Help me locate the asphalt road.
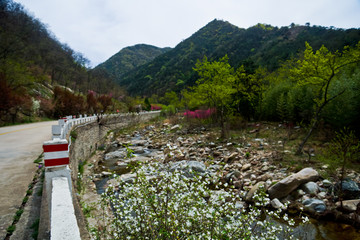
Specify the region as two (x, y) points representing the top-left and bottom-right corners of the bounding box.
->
(0, 121), (57, 239)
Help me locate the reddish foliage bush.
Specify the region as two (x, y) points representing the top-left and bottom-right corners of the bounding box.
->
(151, 104), (162, 111)
(53, 86), (85, 117)
(184, 108), (216, 119)
(98, 94), (112, 112)
(39, 97), (54, 117)
(0, 78), (32, 123)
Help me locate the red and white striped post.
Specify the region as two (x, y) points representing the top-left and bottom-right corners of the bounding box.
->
(43, 139), (69, 167)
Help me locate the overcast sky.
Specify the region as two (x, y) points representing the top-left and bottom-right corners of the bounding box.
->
(15, 0), (360, 67)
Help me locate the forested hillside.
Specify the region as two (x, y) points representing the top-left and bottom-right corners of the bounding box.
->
(95, 44), (171, 80)
(1, 0), (360, 137)
(116, 19), (360, 96)
(0, 0), (125, 124)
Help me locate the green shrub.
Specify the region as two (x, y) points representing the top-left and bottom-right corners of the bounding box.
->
(30, 219), (40, 239)
(70, 130), (78, 141)
(13, 209), (23, 221)
(6, 225), (15, 234)
(161, 104), (176, 117)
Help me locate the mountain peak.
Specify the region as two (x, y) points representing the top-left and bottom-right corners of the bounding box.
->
(95, 44), (171, 78)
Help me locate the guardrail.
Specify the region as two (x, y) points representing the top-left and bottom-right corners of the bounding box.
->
(41, 111), (161, 239)
(42, 114), (98, 239)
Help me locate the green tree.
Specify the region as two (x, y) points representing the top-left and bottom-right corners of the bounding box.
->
(161, 91), (179, 107)
(327, 128), (360, 207)
(191, 56), (236, 138)
(291, 42), (360, 155)
(144, 97), (151, 111)
(232, 66), (263, 120)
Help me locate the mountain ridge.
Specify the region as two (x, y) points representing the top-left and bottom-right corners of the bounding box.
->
(99, 19), (360, 96)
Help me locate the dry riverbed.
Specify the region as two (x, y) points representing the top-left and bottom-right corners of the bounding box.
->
(79, 118), (360, 239)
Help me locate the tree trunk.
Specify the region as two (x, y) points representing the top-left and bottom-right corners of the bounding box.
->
(220, 106), (228, 139)
(295, 117), (318, 155)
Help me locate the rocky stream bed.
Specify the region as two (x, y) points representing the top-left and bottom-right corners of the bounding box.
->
(80, 121), (360, 239)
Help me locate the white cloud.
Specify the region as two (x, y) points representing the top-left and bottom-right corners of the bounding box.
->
(15, 0), (360, 67)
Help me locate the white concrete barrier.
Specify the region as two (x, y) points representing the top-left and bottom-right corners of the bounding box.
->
(51, 177), (81, 240)
(52, 125), (62, 140)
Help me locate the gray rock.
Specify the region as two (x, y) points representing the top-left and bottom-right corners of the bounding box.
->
(335, 180), (360, 200)
(101, 171), (113, 177)
(242, 163), (251, 171)
(294, 189), (305, 199)
(302, 181), (319, 195)
(335, 199), (360, 212)
(245, 181), (265, 202)
(257, 173), (272, 182)
(104, 149), (126, 160)
(271, 198), (285, 210)
(225, 170), (242, 183)
(188, 161), (206, 173)
(213, 151), (222, 156)
(169, 160), (207, 178)
(170, 124), (181, 131)
(318, 192), (327, 199)
(302, 198), (326, 213)
(118, 173), (137, 184)
(234, 180), (243, 189)
(113, 162), (131, 175)
(224, 152), (238, 163)
(322, 179), (332, 188)
(261, 165), (270, 172)
(268, 168), (319, 199)
(232, 170), (241, 179)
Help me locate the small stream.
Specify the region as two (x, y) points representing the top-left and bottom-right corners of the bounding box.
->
(93, 134), (360, 240)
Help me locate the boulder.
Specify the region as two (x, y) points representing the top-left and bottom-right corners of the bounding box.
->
(335, 180), (360, 200)
(268, 168), (319, 199)
(336, 199), (360, 212)
(169, 160), (207, 178)
(302, 198), (326, 213)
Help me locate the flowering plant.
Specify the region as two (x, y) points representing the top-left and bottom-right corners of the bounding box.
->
(96, 162), (304, 239)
